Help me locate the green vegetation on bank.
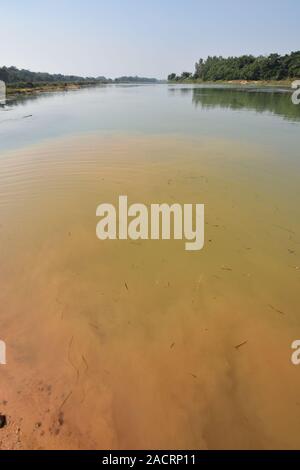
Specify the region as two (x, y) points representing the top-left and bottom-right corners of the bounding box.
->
(114, 76), (159, 83)
(0, 66), (107, 85)
(168, 51), (300, 83)
(0, 66), (158, 94)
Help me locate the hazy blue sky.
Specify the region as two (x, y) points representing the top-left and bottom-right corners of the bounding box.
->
(1, 0), (299, 78)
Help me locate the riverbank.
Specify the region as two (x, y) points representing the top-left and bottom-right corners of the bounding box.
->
(6, 82), (99, 96)
(5, 79), (296, 98)
(168, 78), (296, 89)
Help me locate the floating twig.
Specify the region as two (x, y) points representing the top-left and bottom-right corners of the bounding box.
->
(272, 224), (295, 235)
(235, 341), (248, 350)
(59, 391), (73, 410)
(82, 355), (89, 372)
(68, 336), (80, 382)
(221, 266), (232, 271)
(268, 304), (286, 315)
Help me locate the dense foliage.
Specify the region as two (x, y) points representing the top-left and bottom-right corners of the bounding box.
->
(0, 66), (158, 86)
(114, 76), (158, 83)
(0, 66), (102, 85)
(168, 51), (300, 81)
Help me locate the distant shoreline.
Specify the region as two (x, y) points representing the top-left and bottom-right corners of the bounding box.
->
(6, 80), (163, 97)
(6, 82), (97, 96)
(167, 78), (296, 89)
(5, 79), (295, 98)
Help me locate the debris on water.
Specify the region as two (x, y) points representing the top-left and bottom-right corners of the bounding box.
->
(68, 336), (80, 382)
(268, 304), (286, 315)
(23, 114), (33, 119)
(273, 224), (295, 235)
(221, 266), (232, 271)
(82, 354), (89, 372)
(235, 341), (248, 350)
(59, 391), (73, 410)
(58, 412), (64, 427)
(0, 414), (7, 428)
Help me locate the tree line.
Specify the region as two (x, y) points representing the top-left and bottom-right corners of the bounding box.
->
(0, 66), (158, 86)
(168, 51), (300, 82)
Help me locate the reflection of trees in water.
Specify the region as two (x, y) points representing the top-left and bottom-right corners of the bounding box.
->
(2, 86), (300, 123)
(1, 91), (66, 109)
(0, 85), (108, 110)
(169, 86), (300, 122)
(192, 87), (300, 122)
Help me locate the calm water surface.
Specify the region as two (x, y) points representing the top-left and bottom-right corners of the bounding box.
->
(0, 84), (299, 153)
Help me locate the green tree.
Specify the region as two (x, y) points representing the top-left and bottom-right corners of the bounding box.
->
(168, 73), (177, 81)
